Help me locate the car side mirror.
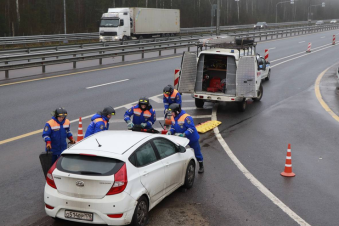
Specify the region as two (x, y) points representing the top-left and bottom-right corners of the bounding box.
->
(120, 19), (124, 26)
(178, 145), (186, 153)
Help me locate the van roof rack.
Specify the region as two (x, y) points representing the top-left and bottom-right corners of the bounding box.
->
(196, 37), (257, 50)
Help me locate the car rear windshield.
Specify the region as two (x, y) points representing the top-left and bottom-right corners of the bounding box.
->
(57, 154), (124, 176)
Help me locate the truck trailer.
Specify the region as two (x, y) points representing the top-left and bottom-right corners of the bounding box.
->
(99, 8), (180, 42)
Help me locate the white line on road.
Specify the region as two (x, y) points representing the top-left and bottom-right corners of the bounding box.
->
(211, 105), (310, 226)
(268, 47), (276, 50)
(149, 96), (163, 103)
(86, 79), (129, 89)
(321, 36), (325, 38)
(299, 41), (305, 43)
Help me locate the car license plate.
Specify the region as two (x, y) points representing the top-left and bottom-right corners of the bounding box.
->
(65, 210), (93, 221)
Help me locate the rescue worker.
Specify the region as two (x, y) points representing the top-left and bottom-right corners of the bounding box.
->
(163, 84), (182, 116)
(85, 106), (115, 138)
(42, 107), (75, 165)
(167, 103), (204, 173)
(124, 97), (156, 130)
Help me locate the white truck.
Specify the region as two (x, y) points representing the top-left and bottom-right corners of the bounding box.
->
(99, 8), (180, 42)
(175, 36), (271, 112)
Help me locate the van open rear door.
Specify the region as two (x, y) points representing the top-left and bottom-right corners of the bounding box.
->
(236, 56), (258, 98)
(177, 52), (197, 93)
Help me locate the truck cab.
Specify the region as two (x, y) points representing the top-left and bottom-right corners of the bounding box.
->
(99, 8), (131, 42)
(175, 37), (265, 112)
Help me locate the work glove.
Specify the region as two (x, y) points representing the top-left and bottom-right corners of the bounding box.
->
(166, 131), (172, 135)
(68, 137), (76, 144)
(140, 123), (147, 128)
(127, 121), (134, 130)
(179, 133), (185, 137)
(46, 141), (52, 151)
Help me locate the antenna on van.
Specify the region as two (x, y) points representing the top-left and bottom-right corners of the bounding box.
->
(95, 139), (102, 147)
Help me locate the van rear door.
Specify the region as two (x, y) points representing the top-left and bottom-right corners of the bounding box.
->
(177, 52), (197, 94)
(236, 56), (258, 98)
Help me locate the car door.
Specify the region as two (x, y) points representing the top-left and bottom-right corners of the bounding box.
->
(134, 142), (165, 203)
(152, 138), (186, 195)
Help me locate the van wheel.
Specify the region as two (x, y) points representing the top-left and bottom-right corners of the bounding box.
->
(195, 98), (204, 108)
(183, 160), (195, 189)
(253, 84), (263, 102)
(265, 70), (271, 81)
(131, 196), (149, 226)
(238, 99), (247, 112)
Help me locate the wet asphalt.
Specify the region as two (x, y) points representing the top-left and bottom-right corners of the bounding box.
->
(1, 29), (339, 226)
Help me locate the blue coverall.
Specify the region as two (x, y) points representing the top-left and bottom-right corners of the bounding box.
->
(163, 89), (182, 114)
(85, 114), (109, 138)
(124, 104), (156, 129)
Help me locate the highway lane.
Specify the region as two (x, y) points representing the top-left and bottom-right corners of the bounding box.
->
(1, 30), (339, 225)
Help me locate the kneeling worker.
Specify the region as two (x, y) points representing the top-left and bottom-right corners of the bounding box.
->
(124, 97), (156, 130)
(167, 103), (204, 173)
(85, 106), (115, 138)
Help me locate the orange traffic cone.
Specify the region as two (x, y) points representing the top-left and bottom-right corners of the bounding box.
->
(281, 144), (295, 177)
(77, 117), (84, 142)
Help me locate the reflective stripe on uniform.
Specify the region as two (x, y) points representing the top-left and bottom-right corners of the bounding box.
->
(94, 118), (107, 127)
(171, 113), (190, 125)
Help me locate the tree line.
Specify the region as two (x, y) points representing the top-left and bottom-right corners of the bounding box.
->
(1, 0), (338, 36)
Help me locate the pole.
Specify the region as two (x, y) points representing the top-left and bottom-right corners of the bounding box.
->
(237, 1), (240, 23)
(216, 0), (220, 35)
(63, 0), (67, 34)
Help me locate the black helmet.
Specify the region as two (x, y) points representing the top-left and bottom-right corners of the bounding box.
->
(138, 97), (150, 108)
(102, 106), (115, 116)
(163, 85), (174, 95)
(168, 103), (181, 115)
(54, 107), (67, 118)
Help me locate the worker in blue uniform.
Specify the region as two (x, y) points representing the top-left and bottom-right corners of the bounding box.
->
(167, 103), (204, 173)
(42, 107), (75, 165)
(85, 106), (115, 138)
(124, 97), (156, 130)
(163, 84), (182, 116)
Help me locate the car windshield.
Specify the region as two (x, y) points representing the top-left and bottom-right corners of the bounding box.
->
(57, 154), (124, 176)
(100, 19), (119, 27)
(256, 22), (265, 26)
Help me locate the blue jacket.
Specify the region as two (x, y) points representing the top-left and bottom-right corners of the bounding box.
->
(42, 117), (73, 155)
(124, 104), (156, 129)
(85, 114), (109, 138)
(169, 110), (200, 142)
(163, 89), (182, 113)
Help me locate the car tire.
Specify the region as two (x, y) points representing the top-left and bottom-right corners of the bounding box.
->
(253, 84), (263, 102)
(183, 160), (195, 189)
(131, 196), (149, 226)
(238, 99), (247, 112)
(195, 98), (204, 108)
(265, 70), (271, 81)
(122, 35), (128, 41)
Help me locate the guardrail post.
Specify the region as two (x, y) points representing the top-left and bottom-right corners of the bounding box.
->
(5, 61), (9, 79)
(122, 48), (125, 62)
(188, 46), (190, 52)
(42, 58), (46, 73)
(73, 54), (76, 68)
(99, 58), (102, 65)
(141, 47), (144, 59)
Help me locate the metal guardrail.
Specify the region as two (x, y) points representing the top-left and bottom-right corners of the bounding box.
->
(1, 23), (338, 79)
(0, 20), (333, 46)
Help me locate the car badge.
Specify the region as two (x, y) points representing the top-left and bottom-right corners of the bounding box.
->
(76, 180), (85, 187)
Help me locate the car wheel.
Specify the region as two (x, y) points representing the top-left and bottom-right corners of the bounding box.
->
(131, 196), (149, 226)
(238, 99), (247, 112)
(195, 98), (204, 108)
(265, 70), (271, 81)
(183, 160), (195, 189)
(253, 84), (263, 102)
(122, 36), (128, 41)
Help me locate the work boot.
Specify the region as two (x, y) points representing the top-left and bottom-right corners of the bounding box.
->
(198, 161), (204, 174)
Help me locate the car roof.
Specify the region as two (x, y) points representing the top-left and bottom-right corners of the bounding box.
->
(67, 131), (153, 155)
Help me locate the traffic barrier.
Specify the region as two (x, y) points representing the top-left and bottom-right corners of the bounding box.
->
(265, 49), (269, 61)
(77, 117), (84, 142)
(306, 42), (312, 53)
(281, 143), (295, 177)
(174, 68), (180, 89)
(333, 35), (336, 45)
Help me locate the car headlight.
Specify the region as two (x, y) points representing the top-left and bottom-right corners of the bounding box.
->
(261, 25), (263, 27)
(254, 25), (256, 27)
(99, 36), (103, 39)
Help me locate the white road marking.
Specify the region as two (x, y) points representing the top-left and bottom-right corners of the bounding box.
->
(321, 36), (325, 39)
(86, 79), (129, 89)
(182, 100), (195, 102)
(299, 41), (305, 43)
(268, 47), (276, 50)
(271, 44), (336, 68)
(149, 96), (163, 103)
(211, 105), (310, 226)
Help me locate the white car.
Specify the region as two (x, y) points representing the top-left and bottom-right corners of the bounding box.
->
(256, 55), (271, 81)
(330, 19), (337, 24)
(44, 131), (197, 226)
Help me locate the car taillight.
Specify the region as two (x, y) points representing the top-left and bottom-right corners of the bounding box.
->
(46, 160), (58, 189)
(107, 213), (123, 218)
(106, 163), (127, 195)
(45, 204), (54, 210)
